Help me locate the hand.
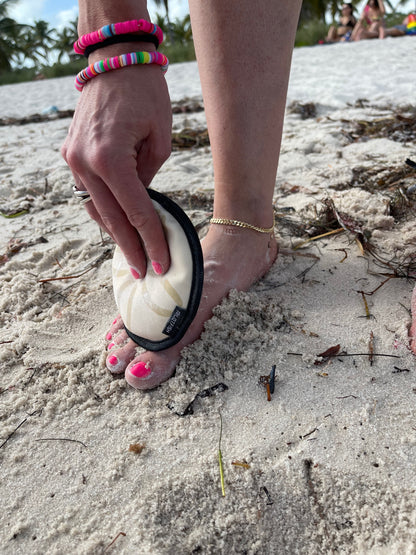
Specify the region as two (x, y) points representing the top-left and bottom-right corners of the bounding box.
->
(62, 62), (172, 278)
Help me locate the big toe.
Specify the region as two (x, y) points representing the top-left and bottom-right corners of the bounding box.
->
(125, 350), (179, 390)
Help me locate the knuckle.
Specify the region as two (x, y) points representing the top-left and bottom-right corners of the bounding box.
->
(64, 145), (84, 173)
(100, 213), (120, 235)
(60, 143), (68, 161)
(88, 143), (115, 173)
(127, 209), (151, 230)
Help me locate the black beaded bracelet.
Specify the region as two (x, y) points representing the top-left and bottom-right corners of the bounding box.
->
(84, 33), (159, 57)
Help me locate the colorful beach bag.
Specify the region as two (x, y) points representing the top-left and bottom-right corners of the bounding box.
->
(407, 14), (416, 35)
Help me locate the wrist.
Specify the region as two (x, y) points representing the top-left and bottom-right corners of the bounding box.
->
(88, 41), (157, 64)
(78, 1), (150, 35)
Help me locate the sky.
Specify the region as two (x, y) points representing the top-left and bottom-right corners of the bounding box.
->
(8, 0), (415, 30)
(8, 0), (189, 30)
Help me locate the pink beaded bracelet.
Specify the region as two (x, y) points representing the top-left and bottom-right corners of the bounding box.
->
(75, 51), (169, 91)
(74, 19), (164, 55)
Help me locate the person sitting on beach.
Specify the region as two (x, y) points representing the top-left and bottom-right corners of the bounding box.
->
(326, 3), (357, 42)
(385, 13), (416, 37)
(62, 0), (301, 390)
(351, 0), (386, 40)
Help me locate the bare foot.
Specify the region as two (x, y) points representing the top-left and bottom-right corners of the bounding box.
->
(105, 225), (278, 389)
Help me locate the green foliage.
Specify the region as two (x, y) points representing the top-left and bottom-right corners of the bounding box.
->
(156, 12), (195, 63)
(295, 19), (329, 46)
(384, 11), (408, 26)
(159, 40), (195, 63)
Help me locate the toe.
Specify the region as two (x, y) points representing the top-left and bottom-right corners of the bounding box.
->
(125, 350), (178, 390)
(106, 340), (138, 375)
(105, 315), (123, 342)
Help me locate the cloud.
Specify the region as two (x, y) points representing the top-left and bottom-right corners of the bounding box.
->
(9, 0), (46, 24)
(55, 6), (78, 30)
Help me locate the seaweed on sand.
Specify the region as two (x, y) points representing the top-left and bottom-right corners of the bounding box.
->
(342, 105), (416, 145)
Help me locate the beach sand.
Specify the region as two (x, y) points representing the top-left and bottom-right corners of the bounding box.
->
(1, 36), (416, 553)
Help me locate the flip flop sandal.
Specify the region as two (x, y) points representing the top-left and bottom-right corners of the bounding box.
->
(112, 189), (204, 351)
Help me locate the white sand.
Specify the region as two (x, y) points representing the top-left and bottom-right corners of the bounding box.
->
(1, 36), (416, 554)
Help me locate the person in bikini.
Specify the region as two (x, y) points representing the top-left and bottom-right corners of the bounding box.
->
(385, 13), (416, 37)
(326, 3), (357, 42)
(351, 0), (386, 40)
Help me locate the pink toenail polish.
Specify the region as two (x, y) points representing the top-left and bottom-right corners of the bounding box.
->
(108, 355), (118, 366)
(152, 261), (163, 275)
(130, 361), (152, 378)
(108, 342), (115, 350)
(106, 332), (112, 341)
(130, 267), (141, 280)
(112, 317), (118, 325)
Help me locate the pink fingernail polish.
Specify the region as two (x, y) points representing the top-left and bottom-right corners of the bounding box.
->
(130, 361), (152, 378)
(108, 355), (118, 366)
(152, 262), (163, 275)
(106, 332), (112, 341)
(108, 342), (115, 350)
(130, 267), (141, 280)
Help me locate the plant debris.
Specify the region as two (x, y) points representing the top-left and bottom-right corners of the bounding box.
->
(342, 106), (416, 144)
(171, 98), (204, 114)
(128, 443), (145, 454)
(314, 344), (341, 365)
(1, 237), (48, 266)
(218, 413), (225, 497)
(0, 109), (75, 126)
(35, 437), (88, 448)
(258, 365), (277, 401)
(287, 101), (317, 119)
(171, 127), (210, 150)
(104, 532), (126, 552)
(167, 382), (228, 417)
(231, 460), (251, 469)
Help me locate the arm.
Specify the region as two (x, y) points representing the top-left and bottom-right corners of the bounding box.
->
(62, 0), (172, 278)
(378, 0), (386, 17)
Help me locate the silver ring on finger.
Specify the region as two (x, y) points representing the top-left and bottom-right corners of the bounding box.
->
(72, 185), (92, 205)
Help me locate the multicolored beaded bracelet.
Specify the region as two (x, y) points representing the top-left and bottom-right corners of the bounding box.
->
(74, 19), (164, 55)
(74, 51), (169, 92)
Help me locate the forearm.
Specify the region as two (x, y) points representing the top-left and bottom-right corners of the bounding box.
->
(77, 0), (157, 62)
(78, 0), (151, 35)
(378, 0), (386, 15)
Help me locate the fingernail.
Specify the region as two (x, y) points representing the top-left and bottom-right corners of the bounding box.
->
(129, 361), (152, 378)
(106, 332), (112, 341)
(108, 342), (115, 350)
(152, 261), (163, 275)
(130, 267), (141, 280)
(108, 355), (118, 366)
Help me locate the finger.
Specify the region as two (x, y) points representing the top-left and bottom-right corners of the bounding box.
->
(95, 157), (171, 275)
(136, 120), (172, 188)
(84, 175), (150, 277)
(69, 171), (115, 239)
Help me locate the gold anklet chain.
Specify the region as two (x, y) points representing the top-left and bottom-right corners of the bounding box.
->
(210, 217), (274, 234)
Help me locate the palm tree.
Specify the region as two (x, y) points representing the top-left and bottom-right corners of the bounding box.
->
(27, 20), (56, 65)
(169, 14), (192, 45)
(0, 0), (20, 71)
(154, 0), (170, 24)
(54, 18), (78, 63)
(299, 0), (327, 24)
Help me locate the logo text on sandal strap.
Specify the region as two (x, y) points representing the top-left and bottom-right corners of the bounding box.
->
(163, 306), (187, 336)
